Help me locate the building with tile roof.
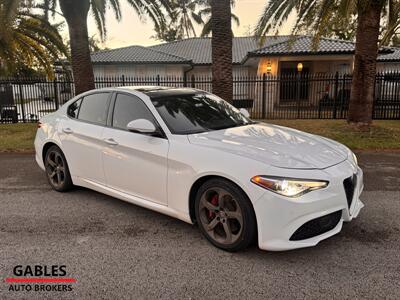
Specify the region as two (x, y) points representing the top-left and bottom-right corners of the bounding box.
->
(91, 35), (399, 80)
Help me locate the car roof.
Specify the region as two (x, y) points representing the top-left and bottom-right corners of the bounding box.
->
(114, 86), (200, 98)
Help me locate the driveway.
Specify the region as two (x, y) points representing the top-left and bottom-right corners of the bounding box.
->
(0, 152), (399, 299)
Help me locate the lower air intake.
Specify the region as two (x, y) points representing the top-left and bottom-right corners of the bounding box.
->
(289, 210), (342, 241)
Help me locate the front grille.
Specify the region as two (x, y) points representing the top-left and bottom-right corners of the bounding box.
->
(343, 175), (357, 208)
(289, 210), (342, 241)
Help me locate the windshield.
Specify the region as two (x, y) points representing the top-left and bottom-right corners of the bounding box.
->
(150, 93), (253, 134)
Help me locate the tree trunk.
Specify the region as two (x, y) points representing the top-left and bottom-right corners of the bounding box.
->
(211, 0), (233, 103)
(348, 2), (384, 128)
(59, 0), (95, 95)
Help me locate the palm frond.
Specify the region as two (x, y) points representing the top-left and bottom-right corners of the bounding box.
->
(0, 1), (68, 77)
(254, 0), (363, 46)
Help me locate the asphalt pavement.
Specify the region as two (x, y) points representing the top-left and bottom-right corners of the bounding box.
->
(0, 152), (399, 299)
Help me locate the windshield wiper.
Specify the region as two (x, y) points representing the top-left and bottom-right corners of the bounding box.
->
(181, 122), (255, 134)
(178, 128), (210, 135)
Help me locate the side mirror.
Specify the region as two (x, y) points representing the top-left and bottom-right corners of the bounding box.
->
(126, 119), (157, 134)
(239, 108), (250, 118)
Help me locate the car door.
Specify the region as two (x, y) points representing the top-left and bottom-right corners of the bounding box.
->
(59, 92), (111, 184)
(101, 92), (169, 205)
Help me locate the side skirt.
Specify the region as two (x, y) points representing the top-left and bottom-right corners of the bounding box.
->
(72, 176), (193, 224)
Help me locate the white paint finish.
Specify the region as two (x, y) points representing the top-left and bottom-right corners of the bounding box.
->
(255, 163), (364, 251)
(34, 86), (364, 251)
(101, 127), (169, 205)
(239, 108), (250, 118)
(72, 175), (191, 223)
(58, 117), (106, 183)
(188, 123), (348, 169)
(165, 134), (268, 217)
(126, 119), (157, 133)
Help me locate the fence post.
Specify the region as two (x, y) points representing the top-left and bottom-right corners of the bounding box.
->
(191, 74), (195, 88)
(156, 74), (160, 86)
(53, 78), (59, 110)
(372, 72), (379, 119)
(261, 73), (266, 119)
(296, 73), (301, 118)
(183, 73), (187, 87)
(18, 78), (26, 123)
(340, 74), (347, 118)
(121, 74), (125, 86)
(333, 72), (339, 119)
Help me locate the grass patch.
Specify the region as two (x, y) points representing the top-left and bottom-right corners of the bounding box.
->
(261, 120), (400, 150)
(0, 120), (399, 152)
(0, 123), (37, 152)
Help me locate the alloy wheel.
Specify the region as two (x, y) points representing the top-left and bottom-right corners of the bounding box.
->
(198, 187), (244, 245)
(46, 150), (65, 188)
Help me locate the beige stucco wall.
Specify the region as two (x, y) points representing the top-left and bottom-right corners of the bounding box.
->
(186, 65), (252, 98)
(93, 64), (185, 78)
(377, 62), (400, 72)
(257, 57), (279, 76)
(187, 65), (251, 78)
(248, 55), (355, 114)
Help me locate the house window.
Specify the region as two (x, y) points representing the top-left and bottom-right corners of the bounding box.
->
(279, 62), (310, 102)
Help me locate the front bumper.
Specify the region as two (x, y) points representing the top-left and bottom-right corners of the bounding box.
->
(254, 160), (364, 251)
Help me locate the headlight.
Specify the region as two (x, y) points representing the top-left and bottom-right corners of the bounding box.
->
(251, 176), (328, 197)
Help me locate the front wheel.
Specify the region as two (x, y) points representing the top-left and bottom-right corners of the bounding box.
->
(195, 178), (257, 252)
(44, 145), (73, 192)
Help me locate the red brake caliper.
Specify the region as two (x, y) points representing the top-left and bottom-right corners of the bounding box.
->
(208, 194), (219, 219)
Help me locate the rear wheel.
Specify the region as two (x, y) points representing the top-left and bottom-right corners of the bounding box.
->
(195, 178), (256, 252)
(44, 145), (73, 192)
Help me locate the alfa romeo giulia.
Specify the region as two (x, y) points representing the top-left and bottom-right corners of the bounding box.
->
(35, 87), (364, 251)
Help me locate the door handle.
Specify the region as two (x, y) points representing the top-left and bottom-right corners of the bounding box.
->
(104, 138), (119, 146)
(62, 127), (73, 134)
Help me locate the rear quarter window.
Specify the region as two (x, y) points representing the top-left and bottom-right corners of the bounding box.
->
(67, 99), (82, 118)
(77, 93), (110, 125)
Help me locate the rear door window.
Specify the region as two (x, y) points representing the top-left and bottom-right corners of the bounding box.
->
(78, 93), (110, 125)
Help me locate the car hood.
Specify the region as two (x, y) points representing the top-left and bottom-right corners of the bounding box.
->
(187, 123), (348, 169)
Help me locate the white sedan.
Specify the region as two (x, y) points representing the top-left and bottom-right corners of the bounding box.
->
(34, 87), (364, 251)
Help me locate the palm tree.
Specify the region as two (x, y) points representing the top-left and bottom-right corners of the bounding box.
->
(172, 0), (204, 38)
(381, 0), (400, 46)
(0, 0), (68, 77)
(42, 0), (170, 94)
(211, 0), (233, 103)
(153, 0), (239, 41)
(153, 21), (184, 41)
(199, 0), (239, 37)
(349, 1), (385, 128)
(255, 0), (389, 129)
(153, 0), (204, 41)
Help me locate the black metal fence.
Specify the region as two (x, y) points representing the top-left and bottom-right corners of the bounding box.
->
(1, 72), (399, 123)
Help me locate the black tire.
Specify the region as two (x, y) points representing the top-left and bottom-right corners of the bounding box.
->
(195, 178), (257, 252)
(44, 145), (73, 192)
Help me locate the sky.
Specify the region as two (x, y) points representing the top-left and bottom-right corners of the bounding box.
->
(57, 0), (295, 49)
